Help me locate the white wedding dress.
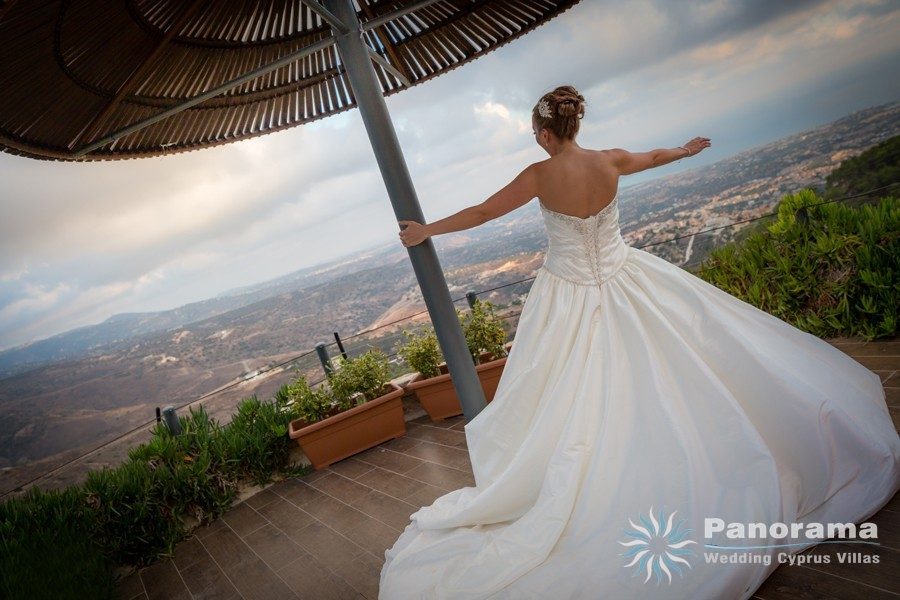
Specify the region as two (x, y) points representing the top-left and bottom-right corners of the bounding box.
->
(379, 195), (900, 599)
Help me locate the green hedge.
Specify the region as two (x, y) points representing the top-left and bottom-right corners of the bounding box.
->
(0, 486), (117, 599)
(0, 395), (308, 599)
(694, 189), (898, 340)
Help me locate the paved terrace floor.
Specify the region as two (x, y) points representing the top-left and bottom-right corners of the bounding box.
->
(116, 338), (900, 600)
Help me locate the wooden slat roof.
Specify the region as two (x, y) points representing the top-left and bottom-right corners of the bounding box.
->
(0, 0), (580, 161)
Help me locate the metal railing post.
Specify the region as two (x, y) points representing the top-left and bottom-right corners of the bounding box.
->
(334, 331), (348, 360)
(316, 342), (334, 377)
(162, 406), (181, 436)
(466, 291), (478, 309)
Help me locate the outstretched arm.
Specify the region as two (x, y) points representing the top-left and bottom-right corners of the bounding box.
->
(608, 137), (710, 175)
(398, 164), (539, 247)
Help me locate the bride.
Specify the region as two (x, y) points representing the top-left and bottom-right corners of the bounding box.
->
(387, 85), (900, 599)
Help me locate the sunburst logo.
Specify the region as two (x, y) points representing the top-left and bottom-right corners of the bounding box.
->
(618, 506), (696, 584)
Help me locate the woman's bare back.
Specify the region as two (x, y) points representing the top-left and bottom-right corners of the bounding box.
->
(533, 148), (619, 219)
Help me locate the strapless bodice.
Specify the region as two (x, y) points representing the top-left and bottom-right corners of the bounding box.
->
(538, 196), (629, 288)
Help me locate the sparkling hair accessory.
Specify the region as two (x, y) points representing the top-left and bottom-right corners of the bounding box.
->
(537, 99), (553, 119)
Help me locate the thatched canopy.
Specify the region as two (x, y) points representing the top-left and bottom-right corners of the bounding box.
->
(0, 0), (579, 161)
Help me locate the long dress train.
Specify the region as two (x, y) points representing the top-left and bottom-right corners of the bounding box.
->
(378, 195), (900, 599)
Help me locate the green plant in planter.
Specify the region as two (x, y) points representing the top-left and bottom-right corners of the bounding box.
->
(397, 327), (443, 379)
(279, 375), (338, 425)
(328, 348), (393, 411)
(457, 298), (509, 364)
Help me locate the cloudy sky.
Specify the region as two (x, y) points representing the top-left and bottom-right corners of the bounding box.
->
(1, 0), (898, 352)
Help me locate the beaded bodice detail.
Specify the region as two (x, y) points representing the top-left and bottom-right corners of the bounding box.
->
(538, 196), (629, 288)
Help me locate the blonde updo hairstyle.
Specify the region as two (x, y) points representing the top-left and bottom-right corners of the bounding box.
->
(532, 85), (586, 141)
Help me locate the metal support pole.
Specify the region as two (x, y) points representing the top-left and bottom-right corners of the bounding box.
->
(316, 342), (334, 377)
(325, 0), (487, 420)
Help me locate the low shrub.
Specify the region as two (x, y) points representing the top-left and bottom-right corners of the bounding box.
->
(0, 393), (310, 598)
(83, 457), (187, 567)
(222, 395), (300, 485)
(694, 189), (898, 340)
(0, 486), (117, 599)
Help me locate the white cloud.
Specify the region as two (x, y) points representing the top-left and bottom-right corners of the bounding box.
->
(0, 263), (29, 282)
(0, 282), (71, 323)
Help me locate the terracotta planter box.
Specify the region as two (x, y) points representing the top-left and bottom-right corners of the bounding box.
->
(288, 382), (406, 470)
(407, 352), (509, 422)
(476, 355), (508, 403)
(406, 370), (461, 422)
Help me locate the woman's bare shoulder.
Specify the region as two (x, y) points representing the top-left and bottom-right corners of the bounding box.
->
(593, 147), (620, 158)
(591, 148), (627, 170)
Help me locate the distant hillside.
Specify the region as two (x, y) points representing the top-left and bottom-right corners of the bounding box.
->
(0, 202), (541, 381)
(0, 243), (410, 378)
(825, 134), (900, 200)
